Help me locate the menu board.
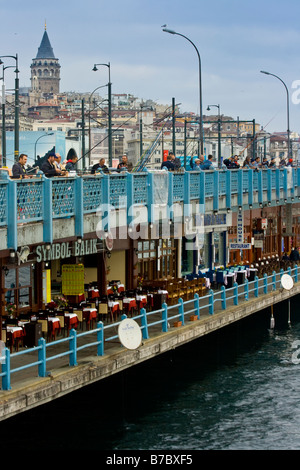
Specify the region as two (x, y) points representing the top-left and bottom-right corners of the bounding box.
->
(62, 264), (84, 295)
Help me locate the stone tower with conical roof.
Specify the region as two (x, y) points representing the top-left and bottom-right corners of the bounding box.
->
(30, 23), (60, 96)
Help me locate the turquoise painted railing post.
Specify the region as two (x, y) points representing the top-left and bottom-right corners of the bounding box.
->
(74, 176), (84, 238)
(38, 337), (47, 377)
(102, 174), (110, 231)
(209, 290), (214, 314)
(237, 169), (243, 208)
(7, 178), (17, 250)
(1, 348), (11, 391)
(272, 271), (276, 291)
(275, 169), (280, 202)
(140, 308), (149, 339)
(263, 273), (268, 294)
(226, 170), (231, 210)
(244, 279), (249, 300)
(248, 169), (253, 207)
(194, 293), (200, 319)
(283, 168), (288, 200)
(213, 171), (219, 212)
(199, 171), (205, 206)
(221, 285), (226, 309)
(234, 282), (238, 305)
(121, 314), (127, 320)
(69, 329), (77, 366)
(162, 302), (168, 332)
(126, 173), (134, 226)
(178, 298), (185, 325)
(257, 171), (263, 205)
(267, 169), (272, 203)
(295, 265), (298, 283)
(254, 276), (259, 297)
(97, 321), (104, 356)
(43, 175), (53, 244)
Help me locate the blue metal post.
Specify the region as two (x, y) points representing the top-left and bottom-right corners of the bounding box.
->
(295, 265), (298, 283)
(244, 279), (249, 300)
(221, 285), (226, 309)
(226, 170), (231, 210)
(126, 172), (134, 226)
(275, 169), (280, 201)
(194, 293), (200, 319)
(257, 171), (263, 206)
(199, 171), (205, 205)
(1, 348), (11, 390)
(69, 329), (77, 366)
(102, 174), (110, 231)
(267, 169), (272, 203)
(97, 321), (104, 356)
(254, 276), (259, 297)
(213, 171), (219, 212)
(7, 179), (17, 250)
(43, 175), (53, 244)
(272, 271), (276, 291)
(263, 273), (268, 294)
(283, 168), (288, 200)
(234, 282), (238, 305)
(162, 302), (168, 332)
(38, 337), (47, 377)
(140, 308), (149, 339)
(74, 176), (84, 238)
(209, 289), (214, 314)
(248, 169), (253, 207)
(178, 298), (185, 325)
(237, 169), (243, 209)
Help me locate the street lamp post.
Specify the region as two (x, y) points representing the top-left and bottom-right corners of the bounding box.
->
(207, 104), (221, 167)
(34, 132), (54, 161)
(93, 62), (112, 166)
(163, 28), (203, 156)
(0, 54), (19, 161)
(88, 84), (108, 164)
(0, 65), (15, 166)
(260, 70), (290, 160)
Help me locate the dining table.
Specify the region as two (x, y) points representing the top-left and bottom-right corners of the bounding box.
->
(136, 294), (147, 310)
(108, 300), (120, 321)
(6, 325), (25, 352)
(88, 288), (100, 299)
(48, 316), (61, 339)
(64, 312), (79, 330)
(82, 308), (98, 329)
(123, 297), (137, 316)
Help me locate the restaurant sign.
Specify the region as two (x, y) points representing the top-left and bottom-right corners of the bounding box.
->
(36, 239), (99, 262)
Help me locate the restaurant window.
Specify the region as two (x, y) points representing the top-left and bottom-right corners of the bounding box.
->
(4, 264), (33, 313)
(137, 239), (177, 280)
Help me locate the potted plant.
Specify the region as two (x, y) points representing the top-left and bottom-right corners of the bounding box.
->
(53, 295), (68, 309)
(6, 303), (17, 319)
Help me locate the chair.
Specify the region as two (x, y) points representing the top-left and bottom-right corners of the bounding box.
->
(73, 309), (83, 330)
(56, 314), (66, 337)
(37, 319), (48, 336)
(167, 283), (179, 305)
(99, 303), (109, 322)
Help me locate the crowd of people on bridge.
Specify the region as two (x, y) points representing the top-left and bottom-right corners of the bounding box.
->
(5, 147), (297, 179)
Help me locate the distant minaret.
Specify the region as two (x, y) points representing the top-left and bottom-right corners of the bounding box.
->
(30, 22), (61, 95)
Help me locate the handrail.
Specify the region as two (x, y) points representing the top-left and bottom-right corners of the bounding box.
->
(1, 167), (299, 251)
(1, 265), (298, 390)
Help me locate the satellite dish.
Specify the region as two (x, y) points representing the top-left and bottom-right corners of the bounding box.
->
(281, 274), (294, 291)
(118, 318), (142, 350)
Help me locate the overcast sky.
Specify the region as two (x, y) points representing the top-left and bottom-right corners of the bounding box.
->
(1, 0), (300, 134)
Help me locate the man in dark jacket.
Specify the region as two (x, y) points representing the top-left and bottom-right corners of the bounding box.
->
(41, 153), (65, 177)
(91, 158), (109, 174)
(12, 154), (29, 178)
(169, 152), (181, 170)
(161, 155), (175, 171)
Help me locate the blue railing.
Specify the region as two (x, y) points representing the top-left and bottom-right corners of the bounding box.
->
(0, 167), (299, 250)
(1, 266), (298, 391)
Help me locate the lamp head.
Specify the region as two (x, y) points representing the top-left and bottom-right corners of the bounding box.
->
(0, 59), (3, 65)
(163, 28), (176, 35)
(260, 70), (270, 75)
(92, 65), (98, 72)
(207, 106), (210, 111)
